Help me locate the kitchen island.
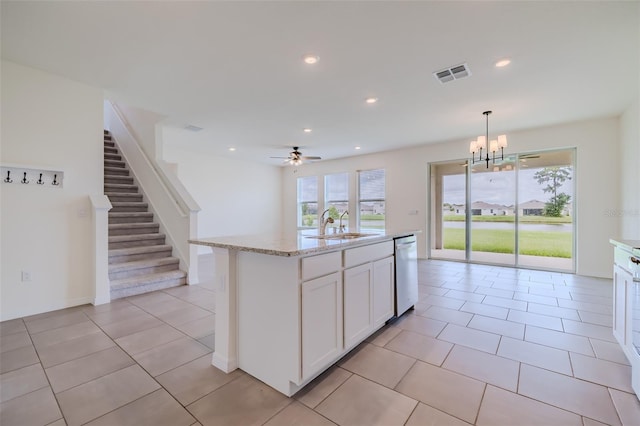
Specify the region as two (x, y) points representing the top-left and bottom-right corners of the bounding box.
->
(190, 229), (416, 396)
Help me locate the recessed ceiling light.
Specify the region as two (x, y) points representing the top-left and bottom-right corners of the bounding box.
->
(228, 147), (236, 152)
(365, 97), (378, 104)
(355, 146), (361, 150)
(303, 128), (312, 133)
(495, 59), (511, 67)
(303, 54), (319, 64)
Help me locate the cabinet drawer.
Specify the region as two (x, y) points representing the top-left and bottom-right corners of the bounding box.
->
(344, 241), (393, 268)
(302, 251), (342, 281)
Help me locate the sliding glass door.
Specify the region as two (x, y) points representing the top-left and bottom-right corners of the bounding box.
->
(469, 157), (516, 265)
(517, 150), (574, 270)
(430, 149), (575, 272)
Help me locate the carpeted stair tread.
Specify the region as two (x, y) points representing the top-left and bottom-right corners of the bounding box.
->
(110, 269), (186, 289)
(108, 256), (179, 273)
(109, 212), (153, 224)
(104, 183), (138, 193)
(109, 244), (172, 257)
(104, 166), (129, 176)
(109, 233), (166, 243)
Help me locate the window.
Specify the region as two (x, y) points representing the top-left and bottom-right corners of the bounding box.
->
(358, 169), (385, 230)
(297, 176), (317, 228)
(324, 173), (349, 223)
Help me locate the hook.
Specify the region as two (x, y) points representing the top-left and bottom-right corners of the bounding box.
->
(52, 174), (59, 186)
(21, 172), (29, 184)
(4, 171), (13, 183)
(37, 173), (44, 185)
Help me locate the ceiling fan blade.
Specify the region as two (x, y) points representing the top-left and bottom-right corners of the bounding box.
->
(270, 156), (291, 159)
(300, 156), (321, 160)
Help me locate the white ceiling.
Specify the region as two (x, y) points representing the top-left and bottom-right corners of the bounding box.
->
(2, 1), (638, 165)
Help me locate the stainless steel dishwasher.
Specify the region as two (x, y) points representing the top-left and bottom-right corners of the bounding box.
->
(394, 235), (419, 317)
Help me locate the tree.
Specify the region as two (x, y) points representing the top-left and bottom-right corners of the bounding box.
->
(327, 205), (340, 220)
(534, 166), (572, 217)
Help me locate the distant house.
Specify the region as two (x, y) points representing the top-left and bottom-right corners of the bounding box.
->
(360, 202), (385, 215)
(519, 200), (545, 216)
(470, 201), (512, 216)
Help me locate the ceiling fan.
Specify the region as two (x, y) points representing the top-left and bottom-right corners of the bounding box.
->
(270, 147), (321, 165)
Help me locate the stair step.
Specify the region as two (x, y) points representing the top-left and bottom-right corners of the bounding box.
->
(109, 222), (159, 236)
(109, 233), (166, 249)
(104, 183), (138, 193)
(109, 212), (153, 224)
(110, 202), (148, 213)
(104, 133), (112, 139)
(110, 270), (186, 300)
(104, 153), (122, 161)
(104, 140), (115, 147)
(106, 192), (143, 202)
(105, 166), (129, 176)
(105, 175), (134, 185)
(104, 146), (118, 154)
(105, 159), (126, 168)
(109, 245), (173, 264)
(109, 257), (180, 280)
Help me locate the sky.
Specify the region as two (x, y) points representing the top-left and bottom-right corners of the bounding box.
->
(443, 167), (574, 206)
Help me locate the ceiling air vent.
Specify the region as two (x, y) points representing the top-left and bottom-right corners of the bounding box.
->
(433, 63), (471, 84)
(184, 124), (203, 132)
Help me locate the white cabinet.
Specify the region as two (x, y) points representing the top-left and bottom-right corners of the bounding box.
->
(373, 256), (395, 328)
(343, 251), (395, 350)
(613, 263), (632, 346)
(344, 263), (373, 349)
(301, 272), (343, 379)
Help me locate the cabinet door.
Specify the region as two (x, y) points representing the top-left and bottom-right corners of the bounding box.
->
(373, 256), (394, 328)
(344, 263), (373, 350)
(301, 272), (343, 379)
(613, 264), (631, 346)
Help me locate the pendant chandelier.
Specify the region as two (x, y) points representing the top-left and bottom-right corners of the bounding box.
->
(469, 111), (507, 168)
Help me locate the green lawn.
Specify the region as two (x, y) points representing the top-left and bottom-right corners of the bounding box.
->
(443, 228), (572, 258)
(443, 215), (572, 224)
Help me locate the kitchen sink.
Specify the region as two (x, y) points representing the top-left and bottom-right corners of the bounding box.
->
(306, 232), (377, 240)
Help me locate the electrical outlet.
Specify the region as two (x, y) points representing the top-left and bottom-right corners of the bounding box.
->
(21, 271), (32, 282)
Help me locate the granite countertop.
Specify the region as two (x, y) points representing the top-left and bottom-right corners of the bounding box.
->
(190, 229), (419, 257)
(610, 238), (640, 257)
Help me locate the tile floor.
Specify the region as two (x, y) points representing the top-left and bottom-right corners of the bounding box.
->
(1, 260), (640, 425)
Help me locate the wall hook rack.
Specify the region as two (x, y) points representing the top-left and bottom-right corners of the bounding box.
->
(1, 164), (64, 188)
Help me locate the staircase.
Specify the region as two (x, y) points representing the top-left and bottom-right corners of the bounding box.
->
(104, 130), (187, 299)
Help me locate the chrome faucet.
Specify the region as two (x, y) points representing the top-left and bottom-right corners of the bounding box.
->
(339, 211), (349, 233)
(319, 209), (334, 235)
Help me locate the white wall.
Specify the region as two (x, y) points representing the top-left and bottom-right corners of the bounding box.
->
(619, 99), (640, 239)
(1, 61), (103, 321)
(162, 137), (283, 250)
(112, 103), (166, 161)
(283, 116), (621, 279)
